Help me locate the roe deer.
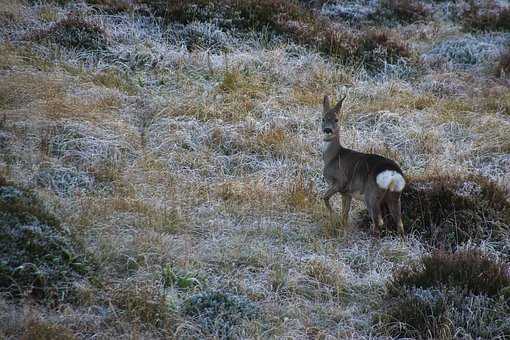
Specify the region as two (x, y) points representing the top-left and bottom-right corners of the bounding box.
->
(321, 95), (406, 236)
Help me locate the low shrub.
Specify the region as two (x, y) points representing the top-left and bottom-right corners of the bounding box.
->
(29, 17), (109, 51)
(359, 175), (510, 250)
(377, 287), (510, 339)
(422, 35), (508, 70)
(0, 182), (90, 304)
(401, 175), (509, 249)
(496, 48), (510, 77)
(372, 0), (430, 25)
(182, 291), (258, 338)
(389, 250), (510, 297)
(377, 249), (510, 338)
(460, 1), (510, 32)
(173, 22), (232, 51)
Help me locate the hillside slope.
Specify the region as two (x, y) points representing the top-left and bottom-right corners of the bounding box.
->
(1, 0), (510, 338)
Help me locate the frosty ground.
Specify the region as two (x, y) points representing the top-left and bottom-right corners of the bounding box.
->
(1, 0), (510, 339)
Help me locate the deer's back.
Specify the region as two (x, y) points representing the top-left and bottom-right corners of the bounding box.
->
(337, 149), (403, 194)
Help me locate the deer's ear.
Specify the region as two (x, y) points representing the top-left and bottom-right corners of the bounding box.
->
(323, 95), (330, 112)
(333, 94), (347, 112)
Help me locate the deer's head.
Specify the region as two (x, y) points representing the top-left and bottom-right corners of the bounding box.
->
(321, 94), (346, 142)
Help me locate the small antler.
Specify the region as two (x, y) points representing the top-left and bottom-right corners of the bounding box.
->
(333, 93), (347, 112)
(323, 95), (331, 112)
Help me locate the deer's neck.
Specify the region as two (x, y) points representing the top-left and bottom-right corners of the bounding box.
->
(323, 133), (344, 163)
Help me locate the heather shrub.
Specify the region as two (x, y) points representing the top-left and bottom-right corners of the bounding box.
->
(460, 1), (510, 32)
(422, 35), (508, 70)
(496, 47), (510, 77)
(359, 175), (510, 250)
(157, 0), (410, 68)
(173, 22), (232, 51)
(400, 176), (510, 250)
(377, 249), (510, 338)
(389, 250), (510, 297)
(372, 0), (430, 25)
(29, 17), (109, 51)
(377, 287), (510, 339)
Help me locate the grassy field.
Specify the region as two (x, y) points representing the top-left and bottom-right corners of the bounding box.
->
(1, 0), (509, 338)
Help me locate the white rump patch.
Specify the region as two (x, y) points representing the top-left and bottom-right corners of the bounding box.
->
(376, 170), (406, 192)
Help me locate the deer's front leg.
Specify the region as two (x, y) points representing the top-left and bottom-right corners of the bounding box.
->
(323, 185), (338, 213)
(340, 194), (352, 226)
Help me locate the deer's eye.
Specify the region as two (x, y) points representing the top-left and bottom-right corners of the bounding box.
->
(335, 118), (338, 122)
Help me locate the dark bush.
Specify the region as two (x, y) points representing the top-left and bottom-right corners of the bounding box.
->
(0, 182), (89, 304)
(29, 17), (109, 51)
(402, 175), (509, 249)
(496, 48), (510, 77)
(461, 1), (510, 32)
(182, 291), (258, 338)
(372, 0), (430, 24)
(377, 287), (510, 339)
(377, 249), (510, 338)
(359, 175), (510, 250)
(377, 288), (450, 339)
(389, 250), (510, 297)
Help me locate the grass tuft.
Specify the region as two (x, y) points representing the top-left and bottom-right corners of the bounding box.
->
(182, 290), (258, 338)
(111, 281), (174, 329)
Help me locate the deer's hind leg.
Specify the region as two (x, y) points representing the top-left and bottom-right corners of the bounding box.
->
(386, 192), (404, 236)
(340, 193), (352, 227)
(365, 193), (384, 237)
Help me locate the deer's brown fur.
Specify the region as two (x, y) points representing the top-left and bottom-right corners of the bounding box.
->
(321, 95), (405, 236)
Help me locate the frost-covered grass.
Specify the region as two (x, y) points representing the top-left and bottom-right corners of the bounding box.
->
(1, 0), (509, 339)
